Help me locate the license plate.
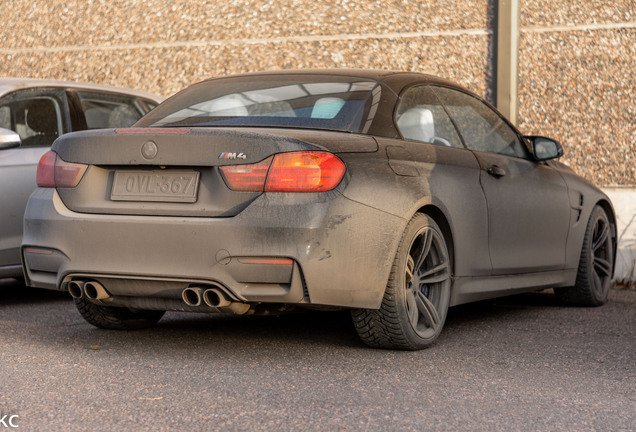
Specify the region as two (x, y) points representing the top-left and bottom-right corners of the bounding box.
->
(111, 170), (200, 203)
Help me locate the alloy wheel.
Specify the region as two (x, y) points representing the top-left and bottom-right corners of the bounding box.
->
(404, 226), (451, 339)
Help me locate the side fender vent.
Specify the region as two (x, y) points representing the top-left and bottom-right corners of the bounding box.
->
(576, 194), (584, 222)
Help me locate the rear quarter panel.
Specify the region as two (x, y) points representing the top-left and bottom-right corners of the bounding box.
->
(337, 137), (491, 278)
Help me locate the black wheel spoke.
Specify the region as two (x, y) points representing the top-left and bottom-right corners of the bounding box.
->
(406, 291), (419, 328)
(593, 256), (612, 277)
(418, 262), (450, 284)
(593, 222), (609, 251)
(419, 272), (450, 285)
(413, 230), (432, 273)
(415, 290), (440, 328)
(406, 255), (415, 285)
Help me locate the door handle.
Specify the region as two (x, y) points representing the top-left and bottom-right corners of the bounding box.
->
(486, 165), (506, 177)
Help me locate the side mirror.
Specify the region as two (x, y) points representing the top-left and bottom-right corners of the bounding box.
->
(0, 128), (21, 150)
(526, 136), (563, 161)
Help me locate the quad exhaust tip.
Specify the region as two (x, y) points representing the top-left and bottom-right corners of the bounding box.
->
(69, 280), (249, 314)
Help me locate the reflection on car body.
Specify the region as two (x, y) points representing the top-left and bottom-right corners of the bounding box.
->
(21, 70), (616, 350)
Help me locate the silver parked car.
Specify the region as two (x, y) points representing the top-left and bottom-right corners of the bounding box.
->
(0, 78), (163, 278)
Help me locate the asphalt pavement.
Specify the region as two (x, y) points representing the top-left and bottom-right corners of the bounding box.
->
(1, 278), (634, 431)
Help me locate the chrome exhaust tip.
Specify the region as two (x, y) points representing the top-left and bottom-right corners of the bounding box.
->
(182, 287), (203, 307)
(67, 281), (84, 299)
(202, 288), (231, 308)
(84, 281), (111, 301)
(204, 285), (250, 314)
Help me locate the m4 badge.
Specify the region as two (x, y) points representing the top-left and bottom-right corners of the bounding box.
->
(219, 152), (247, 160)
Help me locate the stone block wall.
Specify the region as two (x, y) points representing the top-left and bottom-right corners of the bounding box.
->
(1, 0), (634, 186)
(519, 0), (635, 186)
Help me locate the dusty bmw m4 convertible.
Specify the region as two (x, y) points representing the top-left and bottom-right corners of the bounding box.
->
(22, 70), (616, 349)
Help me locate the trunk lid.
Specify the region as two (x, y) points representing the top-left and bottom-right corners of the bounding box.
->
(52, 127), (377, 217)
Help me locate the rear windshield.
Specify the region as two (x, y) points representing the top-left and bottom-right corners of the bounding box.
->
(137, 75), (381, 133)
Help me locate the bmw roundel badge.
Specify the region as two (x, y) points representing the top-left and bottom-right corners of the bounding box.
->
(141, 141), (158, 160)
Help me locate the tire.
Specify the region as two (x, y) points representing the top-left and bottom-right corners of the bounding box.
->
(555, 205), (614, 306)
(351, 213), (451, 350)
(74, 297), (165, 330)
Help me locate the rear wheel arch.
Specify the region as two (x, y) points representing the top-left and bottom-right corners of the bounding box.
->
(351, 212), (452, 349)
(374, 204), (455, 304)
(596, 199), (616, 225)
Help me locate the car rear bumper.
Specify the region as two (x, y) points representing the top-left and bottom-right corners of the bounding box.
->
(22, 188), (403, 310)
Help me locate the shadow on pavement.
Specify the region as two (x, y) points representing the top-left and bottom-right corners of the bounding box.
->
(6, 281), (628, 353)
(0, 278), (70, 305)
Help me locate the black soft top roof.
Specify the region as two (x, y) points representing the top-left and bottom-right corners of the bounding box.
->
(199, 69), (467, 96)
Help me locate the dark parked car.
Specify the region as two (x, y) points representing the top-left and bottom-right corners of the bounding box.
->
(21, 70), (615, 349)
(0, 78), (163, 278)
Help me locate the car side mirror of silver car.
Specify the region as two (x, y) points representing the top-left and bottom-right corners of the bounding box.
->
(526, 136), (564, 161)
(0, 128), (21, 150)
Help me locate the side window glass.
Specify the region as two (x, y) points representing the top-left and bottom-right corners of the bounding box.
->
(0, 106), (10, 129)
(77, 91), (146, 129)
(395, 85), (463, 148)
(0, 91), (67, 147)
(432, 86), (528, 158)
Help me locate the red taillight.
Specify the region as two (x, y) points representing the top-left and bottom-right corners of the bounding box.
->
(36, 151), (88, 188)
(219, 156), (273, 192)
(266, 152), (345, 192)
(220, 151), (346, 193)
(35, 151), (57, 187)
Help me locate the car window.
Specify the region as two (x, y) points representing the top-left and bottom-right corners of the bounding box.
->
(0, 106), (10, 130)
(77, 91), (147, 129)
(139, 75), (381, 133)
(0, 90), (68, 148)
(432, 86), (529, 159)
(396, 85), (463, 148)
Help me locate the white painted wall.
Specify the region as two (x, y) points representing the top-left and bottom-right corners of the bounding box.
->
(603, 187), (636, 284)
